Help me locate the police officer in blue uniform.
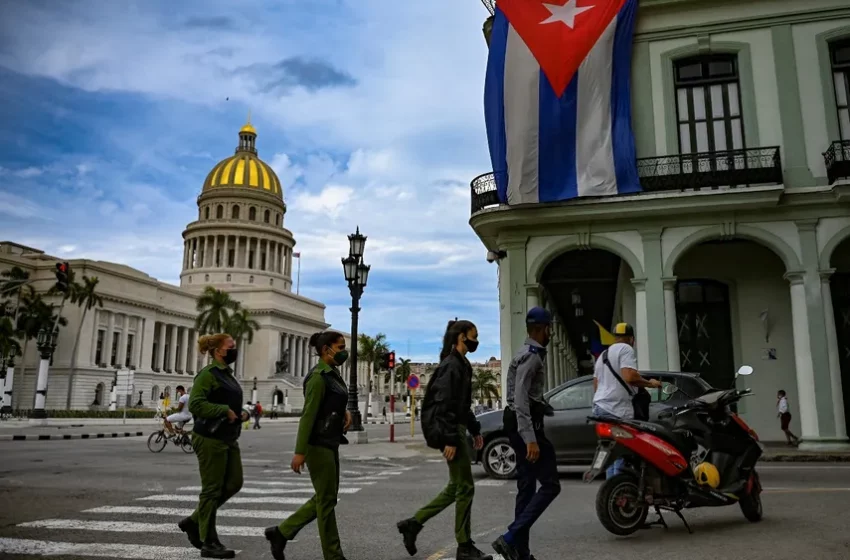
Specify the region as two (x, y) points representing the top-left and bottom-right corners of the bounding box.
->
(492, 307), (561, 560)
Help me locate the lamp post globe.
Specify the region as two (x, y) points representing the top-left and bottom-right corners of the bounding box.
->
(348, 227), (366, 260)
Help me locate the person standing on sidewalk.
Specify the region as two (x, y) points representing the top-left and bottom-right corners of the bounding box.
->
(777, 390), (800, 446)
(265, 330), (352, 560)
(493, 307), (560, 560)
(397, 320), (491, 560)
(253, 401), (263, 429)
(179, 334), (249, 559)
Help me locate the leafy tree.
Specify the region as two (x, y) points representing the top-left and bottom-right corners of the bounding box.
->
(357, 333), (389, 417)
(0, 266), (30, 325)
(195, 286), (239, 334)
(0, 316), (22, 366)
(15, 287), (67, 407)
(225, 308), (260, 344)
(472, 368), (500, 406)
(65, 275), (104, 408)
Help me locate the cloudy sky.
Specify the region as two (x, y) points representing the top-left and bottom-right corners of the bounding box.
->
(0, 0), (501, 363)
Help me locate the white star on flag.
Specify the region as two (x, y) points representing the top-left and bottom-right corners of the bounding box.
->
(540, 0), (595, 28)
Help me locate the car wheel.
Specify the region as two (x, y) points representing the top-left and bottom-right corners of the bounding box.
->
(482, 436), (516, 479)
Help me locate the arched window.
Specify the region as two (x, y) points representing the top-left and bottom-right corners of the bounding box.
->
(94, 382), (104, 406)
(249, 207), (257, 221)
(164, 386), (171, 399)
(204, 274), (209, 282)
(226, 274), (231, 282)
(249, 275), (254, 283)
(264, 209), (270, 223)
(232, 205), (240, 219)
(204, 207), (210, 220)
(151, 385), (160, 402)
(269, 278), (274, 286)
(674, 54), (744, 154)
(216, 205), (224, 219)
(275, 214), (280, 226)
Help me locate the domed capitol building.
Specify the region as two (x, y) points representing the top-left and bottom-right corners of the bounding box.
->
(0, 121), (366, 412)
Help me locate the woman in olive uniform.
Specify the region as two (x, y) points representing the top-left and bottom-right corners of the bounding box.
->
(265, 330), (352, 560)
(178, 333), (249, 559)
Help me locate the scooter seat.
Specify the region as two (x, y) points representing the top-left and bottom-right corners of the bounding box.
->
(629, 419), (694, 455)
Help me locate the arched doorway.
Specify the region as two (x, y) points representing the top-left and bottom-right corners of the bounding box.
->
(830, 237), (850, 437)
(540, 249), (635, 376)
(673, 239), (793, 440)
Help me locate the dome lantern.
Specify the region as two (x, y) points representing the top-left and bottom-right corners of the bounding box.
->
(237, 111), (257, 154)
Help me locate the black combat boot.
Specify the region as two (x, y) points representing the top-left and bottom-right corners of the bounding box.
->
(177, 517), (202, 550)
(200, 540), (235, 559)
(396, 518), (423, 556)
(456, 540), (493, 560)
(491, 536), (519, 560)
(264, 526), (287, 560)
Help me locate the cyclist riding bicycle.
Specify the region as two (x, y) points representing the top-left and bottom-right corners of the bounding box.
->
(163, 385), (191, 435)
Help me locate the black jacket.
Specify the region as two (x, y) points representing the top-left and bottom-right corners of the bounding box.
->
(421, 349), (481, 450)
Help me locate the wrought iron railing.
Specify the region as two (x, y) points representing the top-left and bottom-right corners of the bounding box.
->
(824, 140), (850, 185)
(470, 172), (501, 214)
(637, 147), (783, 192)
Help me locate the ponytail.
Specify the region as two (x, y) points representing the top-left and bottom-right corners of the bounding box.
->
(309, 330), (345, 356)
(439, 319), (476, 362)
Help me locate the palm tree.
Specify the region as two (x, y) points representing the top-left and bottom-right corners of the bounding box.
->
(357, 333), (389, 418)
(472, 368), (500, 407)
(225, 308), (260, 343)
(1, 266), (30, 325)
(65, 276), (104, 408)
(0, 316), (22, 366)
(195, 286), (239, 334)
(16, 288), (67, 407)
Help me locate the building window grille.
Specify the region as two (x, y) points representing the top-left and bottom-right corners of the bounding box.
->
(830, 38), (850, 140)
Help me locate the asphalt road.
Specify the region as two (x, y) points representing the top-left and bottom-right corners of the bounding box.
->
(2, 424), (849, 560)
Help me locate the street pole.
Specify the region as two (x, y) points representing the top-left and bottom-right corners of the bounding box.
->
(29, 328), (58, 425)
(1, 356), (15, 417)
(389, 363), (396, 443)
(347, 286), (363, 431)
(342, 227), (370, 438)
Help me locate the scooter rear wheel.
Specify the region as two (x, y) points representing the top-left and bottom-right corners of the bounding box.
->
(596, 473), (649, 536)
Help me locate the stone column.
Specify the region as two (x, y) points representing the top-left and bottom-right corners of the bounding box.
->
(301, 337), (310, 376)
(821, 269), (848, 441)
(132, 317), (144, 368)
(190, 329), (199, 374)
(293, 336), (302, 378)
(116, 314), (129, 368)
(213, 235), (219, 268)
(640, 229), (669, 370)
(156, 322), (166, 371)
(786, 272), (820, 442)
(663, 277), (680, 372)
(89, 309), (100, 364)
(223, 235), (229, 268)
(631, 278), (650, 371)
(168, 324), (178, 373)
(104, 311), (115, 367)
(237, 337), (247, 379)
(545, 337), (555, 390)
(180, 326), (189, 373)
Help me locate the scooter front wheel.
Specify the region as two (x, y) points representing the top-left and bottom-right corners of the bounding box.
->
(596, 473), (649, 536)
(739, 471), (763, 522)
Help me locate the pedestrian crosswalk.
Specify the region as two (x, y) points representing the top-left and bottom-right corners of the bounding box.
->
(0, 455), (418, 559)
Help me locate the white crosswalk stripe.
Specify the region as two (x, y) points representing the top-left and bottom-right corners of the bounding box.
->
(1, 456), (420, 559)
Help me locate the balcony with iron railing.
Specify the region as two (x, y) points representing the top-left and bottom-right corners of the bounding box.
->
(470, 146), (784, 216)
(824, 140), (850, 185)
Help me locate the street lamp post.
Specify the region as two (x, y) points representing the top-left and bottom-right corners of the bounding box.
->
(252, 377), (258, 405)
(1, 352), (13, 417)
(29, 328), (59, 424)
(342, 227), (370, 434)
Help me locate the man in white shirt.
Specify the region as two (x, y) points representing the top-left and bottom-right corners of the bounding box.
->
(164, 385), (191, 434)
(592, 323), (661, 477)
(777, 390), (800, 446)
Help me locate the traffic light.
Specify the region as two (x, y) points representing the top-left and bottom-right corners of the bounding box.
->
(387, 351), (395, 369)
(54, 262), (70, 293)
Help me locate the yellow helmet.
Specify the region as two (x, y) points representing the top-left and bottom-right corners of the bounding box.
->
(694, 462), (720, 488)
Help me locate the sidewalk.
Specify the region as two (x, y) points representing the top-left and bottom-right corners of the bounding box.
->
(340, 433), (434, 460)
(760, 442), (850, 462)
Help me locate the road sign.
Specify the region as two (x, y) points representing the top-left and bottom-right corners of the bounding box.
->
(407, 374), (419, 390)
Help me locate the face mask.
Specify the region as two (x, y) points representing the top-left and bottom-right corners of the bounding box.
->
(333, 350), (349, 365)
(464, 338), (479, 353)
(223, 348), (238, 365)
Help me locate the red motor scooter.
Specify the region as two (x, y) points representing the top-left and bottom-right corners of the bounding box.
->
(584, 366), (764, 536)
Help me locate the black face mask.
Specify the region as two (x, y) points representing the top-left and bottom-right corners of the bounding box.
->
(223, 348), (238, 365)
(465, 338), (479, 353)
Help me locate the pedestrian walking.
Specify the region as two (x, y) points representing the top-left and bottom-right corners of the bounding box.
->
(265, 330), (352, 560)
(397, 320), (491, 560)
(179, 333), (249, 559)
(777, 390), (800, 446)
(253, 401), (263, 429)
(492, 308), (560, 560)
(382, 405), (387, 422)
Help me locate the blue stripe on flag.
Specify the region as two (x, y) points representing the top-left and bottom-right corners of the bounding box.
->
(611, 0), (642, 195)
(537, 71), (578, 202)
(484, 8), (510, 204)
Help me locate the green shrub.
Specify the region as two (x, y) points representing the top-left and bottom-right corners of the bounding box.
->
(8, 409), (302, 419)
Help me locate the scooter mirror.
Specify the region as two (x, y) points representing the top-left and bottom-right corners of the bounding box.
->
(736, 365), (754, 377)
(662, 383), (677, 396)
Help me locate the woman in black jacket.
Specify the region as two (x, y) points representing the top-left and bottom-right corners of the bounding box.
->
(396, 320), (491, 560)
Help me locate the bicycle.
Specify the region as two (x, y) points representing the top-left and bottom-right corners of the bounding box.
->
(147, 420), (194, 454)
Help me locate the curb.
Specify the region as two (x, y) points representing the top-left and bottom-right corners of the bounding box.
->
(0, 431), (145, 442)
(761, 453), (850, 462)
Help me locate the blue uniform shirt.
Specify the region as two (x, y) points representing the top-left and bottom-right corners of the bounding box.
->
(506, 338), (547, 444)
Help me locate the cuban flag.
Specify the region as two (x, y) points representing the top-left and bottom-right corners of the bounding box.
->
(485, 0), (642, 205)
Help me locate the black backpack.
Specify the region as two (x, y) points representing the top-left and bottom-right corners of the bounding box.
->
(420, 365), (450, 450)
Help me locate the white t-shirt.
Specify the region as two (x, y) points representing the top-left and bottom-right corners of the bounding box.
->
(178, 393), (189, 409)
(593, 343), (639, 419)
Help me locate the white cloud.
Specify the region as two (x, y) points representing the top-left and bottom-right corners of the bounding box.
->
(291, 184), (354, 219)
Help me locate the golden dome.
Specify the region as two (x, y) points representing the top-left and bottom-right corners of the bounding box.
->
(202, 122), (282, 198)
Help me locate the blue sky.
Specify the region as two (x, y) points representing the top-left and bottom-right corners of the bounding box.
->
(0, 0), (501, 363)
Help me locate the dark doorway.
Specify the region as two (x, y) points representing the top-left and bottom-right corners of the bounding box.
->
(831, 273), (850, 438)
(676, 280), (735, 389)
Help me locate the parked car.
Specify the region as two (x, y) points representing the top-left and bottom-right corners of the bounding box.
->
(470, 371), (712, 479)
